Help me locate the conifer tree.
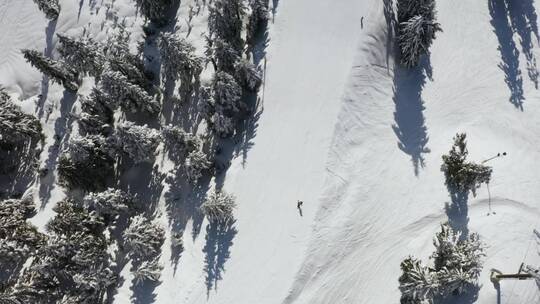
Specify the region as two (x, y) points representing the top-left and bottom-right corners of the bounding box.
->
(159, 33), (203, 96)
(0, 92), (42, 146)
(441, 133), (492, 195)
(213, 71), (243, 115)
(398, 15), (442, 67)
(398, 223), (485, 303)
(134, 0), (174, 24)
(235, 58), (262, 91)
(58, 135), (115, 191)
(162, 125), (200, 162)
(247, 0), (269, 44)
(22, 49), (80, 91)
(133, 259), (163, 285)
(123, 215), (165, 261)
(396, 0), (441, 67)
(32, 0), (61, 20)
(83, 189), (134, 220)
(57, 34), (105, 78)
(101, 71), (160, 114)
(185, 150), (211, 182)
(200, 190), (236, 223)
(205, 37), (241, 73)
(113, 122), (161, 164)
(208, 0), (246, 50)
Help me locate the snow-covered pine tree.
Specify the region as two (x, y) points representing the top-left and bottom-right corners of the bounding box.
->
(399, 257), (440, 304)
(431, 224), (484, 295)
(83, 188), (134, 220)
(0, 197), (46, 274)
(399, 223), (485, 302)
(159, 33), (203, 96)
(0, 92), (42, 146)
(100, 71), (160, 114)
(213, 71), (243, 115)
(185, 150), (211, 182)
(78, 89), (117, 135)
(133, 259), (163, 285)
(235, 58), (262, 91)
(397, 0), (434, 23)
(123, 215), (165, 261)
(32, 0), (61, 20)
(208, 0), (246, 51)
(441, 133), (492, 195)
(58, 135), (116, 191)
(247, 0), (269, 45)
(205, 37), (242, 73)
(22, 49), (80, 91)
(211, 111), (236, 138)
(134, 0), (174, 24)
(12, 198), (114, 303)
(162, 125), (200, 161)
(104, 25), (131, 59)
(57, 34), (105, 79)
(200, 190), (236, 223)
(113, 121), (161, 164)
(398, 14), (442, 68)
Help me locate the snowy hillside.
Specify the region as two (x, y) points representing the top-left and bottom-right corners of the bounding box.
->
(0, 0), (540, 303)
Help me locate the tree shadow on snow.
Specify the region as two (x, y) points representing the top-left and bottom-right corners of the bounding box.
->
(488, 0), (540, 110)
(391, 57), (431, 176)
(130, 278), (161, 304)
(164, 171), (211, 273)
(444, 189), (470, 239)
(38, 90), (78, 208)
(203, 220), (237, 297)
(36, 20), (58, 120)
(433, 285), (480, 304)
(507, 0), (540, 89)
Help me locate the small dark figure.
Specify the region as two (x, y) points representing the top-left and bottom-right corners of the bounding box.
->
(297, 200), (303, 208)
(361, 17), (364, 29)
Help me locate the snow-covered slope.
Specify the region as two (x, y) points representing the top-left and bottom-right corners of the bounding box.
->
(285, 0), (540, 303)
(1, 0), (540, 303)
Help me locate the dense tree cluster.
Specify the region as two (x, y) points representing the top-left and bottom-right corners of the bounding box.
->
(123, 215), (165, 284)
(159, 33), (203, 97)
(77, 89), (115, 136)
(207, 72), (244, 137)
(101, 71), (160, 114)
(22, 49), (80, 91)
(397, 0), (442, 67)
(208, 0), (246, 51)
(0, 197), (45, 285)
(399, 224), (484, 304)
(162, 125), (200, 160)
(5, 199), (114, 303)
(0, 91), (42, 147)
(83, 188), (135, 220)
(247, 0), (269, 44)
(57, 34), (105, 78)
(58, 135), (115, 191)
(32, 0), (60, 20)
(441, 133), (492, 195)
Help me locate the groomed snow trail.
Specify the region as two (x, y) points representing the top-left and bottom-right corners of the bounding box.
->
(156, 0), (372, 303)
(285, 0), (540, 303)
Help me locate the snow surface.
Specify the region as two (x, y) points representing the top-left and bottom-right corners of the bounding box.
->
(1, 0), (540, 303)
